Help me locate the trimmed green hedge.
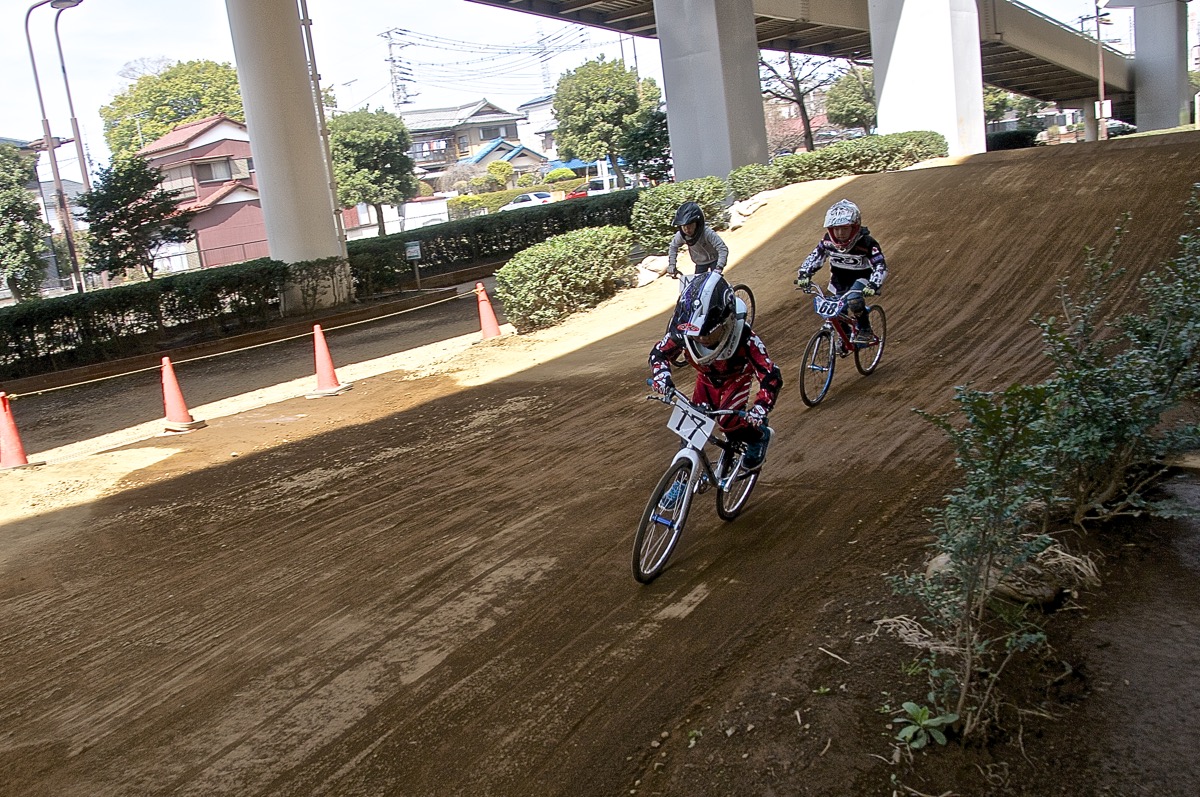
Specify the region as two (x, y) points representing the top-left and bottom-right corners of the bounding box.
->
(0, 258), (290, 380)
(728, 130), (949, 199)
(446, 179), (587, 218)
(347, 189), (641, 294)
(986, 130), (1040, 151)
(494, 226), (635, 332)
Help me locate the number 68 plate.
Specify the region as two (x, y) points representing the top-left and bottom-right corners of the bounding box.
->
(668, 401), (716, 448)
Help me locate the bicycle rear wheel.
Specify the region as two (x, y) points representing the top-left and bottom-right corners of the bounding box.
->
(731, 283), (756, 327)
(716, 447), (759, 521)
(799, 329), (836, 406)
(854, 305), (887, 375)
(633, 459), (694, 583)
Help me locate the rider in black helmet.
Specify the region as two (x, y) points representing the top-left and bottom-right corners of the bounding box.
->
(650, 272), (782, 471)
(666, 201), (729, 278)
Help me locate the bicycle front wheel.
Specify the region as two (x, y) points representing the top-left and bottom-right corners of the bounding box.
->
(854, 305), (887, 375)
(731, 283), (756, 327)
(799, 329), (836, 406)
(633, 459), (694, 583)
(716, 448), (759, 521)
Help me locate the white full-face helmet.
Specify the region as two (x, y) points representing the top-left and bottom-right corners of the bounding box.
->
(823, 199), (862, 251)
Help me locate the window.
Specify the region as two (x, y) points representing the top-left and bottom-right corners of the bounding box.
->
(479, 125), (507, 141)
(457, 135), (469, 150)
(161, 165), (195, 200)
(195, 159), (232, 183)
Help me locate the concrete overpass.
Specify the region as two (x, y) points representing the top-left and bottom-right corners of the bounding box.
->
(216, 0), (1191, 294)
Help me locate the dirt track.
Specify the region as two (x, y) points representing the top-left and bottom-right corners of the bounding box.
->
(3, 133), (1200, 796)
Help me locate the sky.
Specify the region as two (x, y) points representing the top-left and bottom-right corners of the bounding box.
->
(1, 0), (1144, 188)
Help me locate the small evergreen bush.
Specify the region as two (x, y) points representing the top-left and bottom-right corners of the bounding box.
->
(545, 167), (577, 182)
(494, 226), (635, 332)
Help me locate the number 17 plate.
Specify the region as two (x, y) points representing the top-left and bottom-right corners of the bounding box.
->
(668, 401), (716, 447)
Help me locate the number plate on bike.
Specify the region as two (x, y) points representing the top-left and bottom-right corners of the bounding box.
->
(668, 401), (716, 448)
(814, 296), (842, 317)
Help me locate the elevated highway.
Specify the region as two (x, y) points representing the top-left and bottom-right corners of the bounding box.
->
(467, 0), (1136, 121)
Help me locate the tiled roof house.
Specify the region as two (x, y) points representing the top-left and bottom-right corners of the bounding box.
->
(401, 99), (536, 177)
(138, 114), (267, 269)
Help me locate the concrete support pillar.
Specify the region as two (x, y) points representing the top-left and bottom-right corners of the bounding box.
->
(1113, 0), (1191, 130)
(652, 0), (768, 181)
(1082, 101), (1100, 141)
(867, 0), (985, 156)
(224, 0), (343, 285)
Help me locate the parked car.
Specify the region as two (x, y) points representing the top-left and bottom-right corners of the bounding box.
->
(498, 191), (553, 212)
(564, 185), (590, 200)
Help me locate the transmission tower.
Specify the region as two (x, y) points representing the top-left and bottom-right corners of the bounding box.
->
(379, 29), (417, 108)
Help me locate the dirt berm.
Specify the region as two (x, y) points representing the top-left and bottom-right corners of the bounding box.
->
(3, 132), (1200, 796)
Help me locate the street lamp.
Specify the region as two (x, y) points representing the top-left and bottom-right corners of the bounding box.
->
(23, 0), (85, 294)
(53, 2), (91, 193)
(1095, 0), (1111, 141)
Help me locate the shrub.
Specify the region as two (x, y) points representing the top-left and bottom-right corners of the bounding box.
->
(545, 167), (577, 182)
(494, 225), (635, 332)
(517, 172), (536, 187)
(986, 130), (1040, 151)
(417, 181), (434, 197)
(629, 176), (730, 254)
(728, 162), (780, 201)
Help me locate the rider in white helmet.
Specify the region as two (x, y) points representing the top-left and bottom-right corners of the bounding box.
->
(794, 199), (888, 343)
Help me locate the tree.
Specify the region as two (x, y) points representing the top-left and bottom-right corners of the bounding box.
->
(984, 86), (1011, 123)
(1012, 95), (1050, 129)
(0, 145), (51, 302)
(76, 158), (196, 280)
(100, 60), (244, 161)
(826, 65), (876, 135)
(759, 52), (844, 152)
(328, 108), (418, 236)
(617, 79), (672, 183)
(553, 56), (645, 188)
(487, 160), (514, 190)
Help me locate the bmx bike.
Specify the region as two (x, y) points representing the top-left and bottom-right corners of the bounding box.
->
(632, 386), (770, 584)
(797, 279), (887, 407)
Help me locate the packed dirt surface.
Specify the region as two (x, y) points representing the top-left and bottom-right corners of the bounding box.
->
(3, 133), (1200, 796)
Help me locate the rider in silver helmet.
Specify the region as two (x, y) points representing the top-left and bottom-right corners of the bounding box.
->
(794, 199), (889, 343)
(649, 271), (782, 470)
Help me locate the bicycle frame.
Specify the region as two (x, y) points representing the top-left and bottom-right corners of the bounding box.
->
(809, 283), (865, 356)
(652, 389), (743, 496)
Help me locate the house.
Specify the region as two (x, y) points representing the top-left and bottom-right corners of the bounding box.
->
(138, 114), (267, 271)
(400, 99), (529, 182)
(458, 137), (548, 176)
(516, 94), (558, 161)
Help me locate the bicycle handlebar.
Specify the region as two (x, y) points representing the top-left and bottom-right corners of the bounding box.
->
(644, 381), (748, 419)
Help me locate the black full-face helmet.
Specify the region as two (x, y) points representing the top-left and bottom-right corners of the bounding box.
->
(673, 201), (706, 244)
(671, 272), (741, 365)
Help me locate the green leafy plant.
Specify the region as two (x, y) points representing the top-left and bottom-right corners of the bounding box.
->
(893, 702), (957, 749)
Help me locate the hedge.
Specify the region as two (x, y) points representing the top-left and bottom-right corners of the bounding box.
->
(0, 258), (290, 380)
(494, 226), (636, 332)
(347, 188), (641, 294)
(727, 130), (949, 199)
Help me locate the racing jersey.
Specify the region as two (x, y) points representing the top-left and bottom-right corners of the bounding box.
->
(798, 226), (887, 289)
(649, 325), (783, 413)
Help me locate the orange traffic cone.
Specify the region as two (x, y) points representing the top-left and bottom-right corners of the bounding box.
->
(1, 392), (42, 469)
(305, 324), (353, 398)
(475, 282), (501, 340)
(161, 357), (206, 433)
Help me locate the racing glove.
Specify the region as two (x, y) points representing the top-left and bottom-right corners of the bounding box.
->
(794, 275), (812, 291)
(651, 371), (675, 396)
(665, 263), (679, 278)
(861, 286), (876, 297)
(746, 404), (768, 427)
